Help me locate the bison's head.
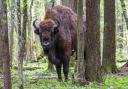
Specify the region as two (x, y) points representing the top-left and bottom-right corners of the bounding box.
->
(33, 19), (59, 54)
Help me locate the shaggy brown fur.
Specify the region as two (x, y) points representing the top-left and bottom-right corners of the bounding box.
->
(39, 19), (56, 29)
(42, 5), (77, 50)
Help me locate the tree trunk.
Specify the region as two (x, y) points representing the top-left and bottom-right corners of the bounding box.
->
(17, 0), (24, 88)
(120, 0), (128, 30)
(9, 0), (15, 66)
(61, 0), (77, 13)
(117, 14), (124, 62)
(22, 0), (28, 60)
(85, 0), (102, 82)
(75, 0), (85, 84)
(102, 0), (117, 73)
(45, 0), (54, 10)
(0, 0), (12, 88)
(120, 0), (128, 67)
(26, 0), (34, 61)
(0, 0), (3, 72)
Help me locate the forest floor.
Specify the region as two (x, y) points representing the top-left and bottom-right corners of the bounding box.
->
(0, 60), (128, 89)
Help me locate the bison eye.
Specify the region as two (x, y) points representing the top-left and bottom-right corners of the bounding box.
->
(53, 28), (59, 34)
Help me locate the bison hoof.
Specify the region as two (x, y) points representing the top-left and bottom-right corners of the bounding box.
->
(58, 79), (62, 82)
(64, 78), (69, 82)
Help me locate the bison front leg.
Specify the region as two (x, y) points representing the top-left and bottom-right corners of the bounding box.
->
(63, 56), (70, 81)
(48, 50), (62, 81)
(55, 64), (62, 81)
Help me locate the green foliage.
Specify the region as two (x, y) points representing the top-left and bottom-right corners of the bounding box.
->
(1, 60), (128, 89)
(105, 74), (128, 89)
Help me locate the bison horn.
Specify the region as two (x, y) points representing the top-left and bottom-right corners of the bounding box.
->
(53, 20), (60, 28)
(33, 19), (41, 29)
(52, 20), (60, 34)
(33, 19), (41, 35)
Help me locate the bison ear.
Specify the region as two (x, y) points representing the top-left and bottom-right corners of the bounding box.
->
(33, 19), (41, 35)
(53, 20), (60, 34)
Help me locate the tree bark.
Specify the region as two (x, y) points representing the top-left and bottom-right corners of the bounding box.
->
(22, 0), (28, 60)
(9, 0), (15, 66)
(120, 0), (128, 30)
(119, 0), (128, 68)
(61, 0), (77, 13)
(26, 0), (34, 61)
(17, 0), (24, 88)
(0, 0), (12, 88)
(102, 0), (117, 73)
(0, 0), (3, 72)
(75, 0), (85, 84)
(85, 0), (102, 82)
(117, 14), (124, 61)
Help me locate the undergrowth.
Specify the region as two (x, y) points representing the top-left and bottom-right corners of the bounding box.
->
(0, 60), (128, 89)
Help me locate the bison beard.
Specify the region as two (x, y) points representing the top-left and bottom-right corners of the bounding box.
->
(33, 5), (84, 81)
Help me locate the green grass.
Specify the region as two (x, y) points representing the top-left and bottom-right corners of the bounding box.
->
(105, 74), (128, 89)
(0, 60), (128, 89)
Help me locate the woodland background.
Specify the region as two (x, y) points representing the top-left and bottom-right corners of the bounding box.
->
(0, 0), (128, 89)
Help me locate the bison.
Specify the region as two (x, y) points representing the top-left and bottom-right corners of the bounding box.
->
(33, 5), (85, 81)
